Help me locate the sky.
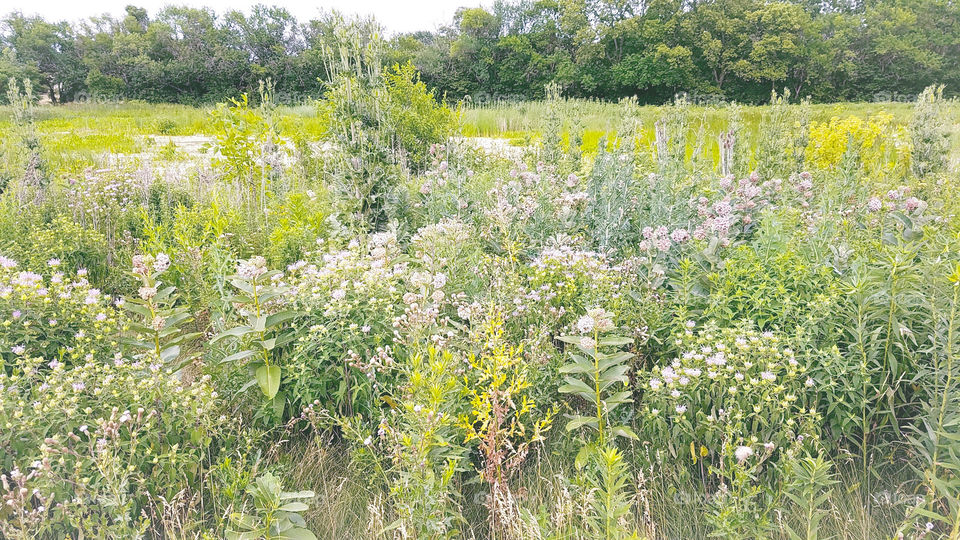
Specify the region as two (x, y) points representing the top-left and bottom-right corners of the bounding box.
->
(7, 0), (477, 35)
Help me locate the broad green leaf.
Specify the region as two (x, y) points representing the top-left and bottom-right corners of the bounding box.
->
(279, 528), (317, 540)
(564, 415), (598, 431)
(160, 345), (180, 363)
(280, 490), (316, 499)
(256, 364), (281, 399)
(220, 349), (256, 364)
(266, 311), (299, 328)
(212, 325), (253, 343)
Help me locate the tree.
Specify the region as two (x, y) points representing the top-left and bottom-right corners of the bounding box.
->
(735, 2), (816, 93)
(2, 13), (86, 102)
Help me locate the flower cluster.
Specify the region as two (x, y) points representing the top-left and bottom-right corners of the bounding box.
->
(65, 168), (149, 230)
(0, 256), (126, 363)
(639, 322), (819, 462)
(0, 349), (220, 537)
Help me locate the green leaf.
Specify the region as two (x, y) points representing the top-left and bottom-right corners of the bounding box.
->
(574, 444), (595, 469)
(230, 279), (255, 295)
(229, 513), (258, 529)
(280, 491), (316, 499)
(250, 315), (267, 333)
(266, 310), (299, 328)
(160, 345), (180, 363)
(220, 349), (257, 365)
(212, 325), (254, 343)
(279, 528), (317, 540)
(226, 531), (260, 540)
(599, 336), (633, 346)
(611, 425), (639, 440)
(558, 354), (594, 374)
(558, 377), (595, 401)
(278, 502), (309, 512)
(565, 415), (598, 431)
(256, 364), (281, 399)
(124, 303), (152, 318)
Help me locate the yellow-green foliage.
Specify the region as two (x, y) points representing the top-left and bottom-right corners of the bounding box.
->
(806, 113), (911, 174)
(459, 314), (554, 476)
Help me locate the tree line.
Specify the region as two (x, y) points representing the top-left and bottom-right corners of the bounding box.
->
(1, 0), (957, 105)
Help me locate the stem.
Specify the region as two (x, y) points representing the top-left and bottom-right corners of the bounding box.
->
(251, 277), (271, 368)
(594, 327), (605, 448)
(929, 283), (958, 511)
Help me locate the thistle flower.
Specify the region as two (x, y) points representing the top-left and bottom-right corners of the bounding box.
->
(734, 445), (754, 462)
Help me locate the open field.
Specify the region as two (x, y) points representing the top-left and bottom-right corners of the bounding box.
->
(2, 79), (960, 540)
(4, 98), (959, 171)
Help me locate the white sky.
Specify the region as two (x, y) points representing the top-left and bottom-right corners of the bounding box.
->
(5, 0), (481, 35)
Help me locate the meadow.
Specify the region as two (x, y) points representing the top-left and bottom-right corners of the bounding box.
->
(1, 68), (960, 539)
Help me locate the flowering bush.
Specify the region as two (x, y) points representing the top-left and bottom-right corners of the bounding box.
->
(638, 322), (820, 466)
(0, 255), (126, 364)
(0, 350), (220, 537)
(285, 234), (409, 418)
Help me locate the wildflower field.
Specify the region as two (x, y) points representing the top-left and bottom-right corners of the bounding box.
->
(2, 36), (960, 540)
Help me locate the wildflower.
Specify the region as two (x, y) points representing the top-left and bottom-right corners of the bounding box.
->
(734, 445), (754, 462)
(151, 316), (166, 331)
(237, 257), (267, 280)
(154, 253), (171, 272)
(331, 288), (346, 301)
(760, 371), (776, 382)
(410, 271), (432, 288)
(139, 286), (157, 300)
(670, 228), (690, 243)
(580, 336), (597, 350)
(47, 258), (61, 268)
(11, 345), (25, 355)
(675, 405), (687, 414)
(576, 315), (595, 334)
